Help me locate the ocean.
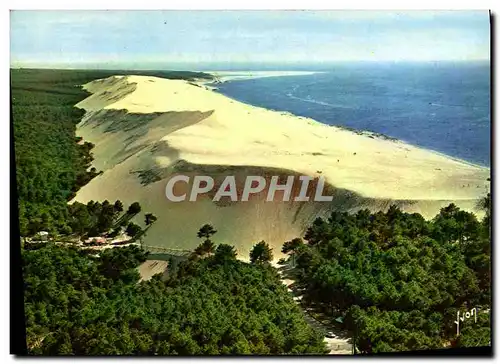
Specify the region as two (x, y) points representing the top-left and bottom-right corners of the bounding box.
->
(214, 62), (490, 167)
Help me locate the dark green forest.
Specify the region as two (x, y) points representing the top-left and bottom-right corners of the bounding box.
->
(23, 243), (326, 355)
(281, 200), (491, 353)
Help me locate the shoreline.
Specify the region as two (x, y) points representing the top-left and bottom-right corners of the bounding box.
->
(201, 71), (489, 170)
(76, 77), (490, 195)
(78, 75), (490, 196)
(194, 70), (321, 91)
(77, 74), (490, 191)
(200, 75), (488, 171)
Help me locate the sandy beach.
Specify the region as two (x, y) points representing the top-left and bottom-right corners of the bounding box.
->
(72, 75), (490, 257)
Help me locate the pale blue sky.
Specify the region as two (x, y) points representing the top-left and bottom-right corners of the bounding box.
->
(10, 10), (490, 68)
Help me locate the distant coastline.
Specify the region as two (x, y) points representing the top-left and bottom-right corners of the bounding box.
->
(204, 70), (321, 83)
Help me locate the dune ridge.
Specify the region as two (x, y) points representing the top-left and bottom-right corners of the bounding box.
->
(72, 75), (490, 257)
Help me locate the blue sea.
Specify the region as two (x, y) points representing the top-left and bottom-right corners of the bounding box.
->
(215, 62), (490, 167)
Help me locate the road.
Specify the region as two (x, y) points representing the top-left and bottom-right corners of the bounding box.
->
(274, 263), (353, 355)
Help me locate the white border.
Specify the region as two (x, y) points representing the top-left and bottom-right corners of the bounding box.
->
(3, 0), (500, 9)
(2, 2), (497, 363)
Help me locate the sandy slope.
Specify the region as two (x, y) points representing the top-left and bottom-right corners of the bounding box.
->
(72, 75), (490, 257)
(138, 260), (169, 282)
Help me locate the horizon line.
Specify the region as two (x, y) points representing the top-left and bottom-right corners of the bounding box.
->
(10, 58), (490, 71)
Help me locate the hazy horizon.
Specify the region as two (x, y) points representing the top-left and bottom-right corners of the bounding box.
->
(11, 10), (490, 68)
(9, 60), (491, 72)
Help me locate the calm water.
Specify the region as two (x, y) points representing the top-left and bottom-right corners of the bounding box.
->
(215, 62), (490, 167)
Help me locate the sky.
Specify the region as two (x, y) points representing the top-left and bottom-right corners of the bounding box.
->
(10, 10), (490, 69)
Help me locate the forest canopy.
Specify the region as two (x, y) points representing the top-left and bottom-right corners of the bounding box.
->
(281, 201), (491, 353)
(23, 243), (326, 355)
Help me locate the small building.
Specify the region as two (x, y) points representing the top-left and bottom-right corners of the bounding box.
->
(85, 237), (107, 245)
(36, 231), (49, 242)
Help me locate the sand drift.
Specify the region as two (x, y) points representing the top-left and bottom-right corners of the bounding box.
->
(72, 75), (490, 258)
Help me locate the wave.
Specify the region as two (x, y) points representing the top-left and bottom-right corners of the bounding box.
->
(429, 102), (479, 109)
(285, 86), (351, 109)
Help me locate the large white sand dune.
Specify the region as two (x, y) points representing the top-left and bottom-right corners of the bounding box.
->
(72, 75), (490, 258)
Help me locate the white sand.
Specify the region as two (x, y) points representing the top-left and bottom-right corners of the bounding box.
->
(138, 260), (169, 282)
(72, 75), (490, 256)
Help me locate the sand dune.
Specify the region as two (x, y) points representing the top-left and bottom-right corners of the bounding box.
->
(72, 75), (490, 258)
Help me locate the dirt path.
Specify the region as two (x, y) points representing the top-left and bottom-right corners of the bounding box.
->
(274, 262), (353, 355)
